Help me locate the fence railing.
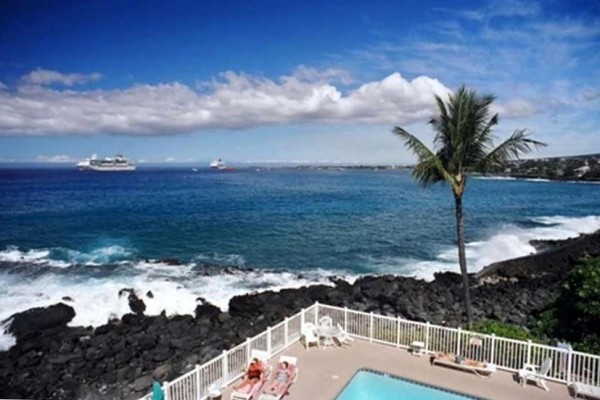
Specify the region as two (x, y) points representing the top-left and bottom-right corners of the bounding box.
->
(138, 303), (316, 400)
(139, 302), (600, 400)
(317, 303), (600, 387)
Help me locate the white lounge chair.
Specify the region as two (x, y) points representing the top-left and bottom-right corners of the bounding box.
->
(259, 355), (298, 400)
(335, 323), (354, 345)
(571, 382), (600, 399)
(518, 358), (552, 391)
(230, 350), (272, 400)
(300, 323), (320, 350)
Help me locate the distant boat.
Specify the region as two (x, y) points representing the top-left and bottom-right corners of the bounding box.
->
(77, 154), (135, 171)
(210, 159), (227, 170)
(191, 168), (198, 172)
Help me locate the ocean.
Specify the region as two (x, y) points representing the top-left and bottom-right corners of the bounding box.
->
(1, 167), (599, 349)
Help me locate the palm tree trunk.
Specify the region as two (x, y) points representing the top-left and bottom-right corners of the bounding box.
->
(454, 194), (473, 326)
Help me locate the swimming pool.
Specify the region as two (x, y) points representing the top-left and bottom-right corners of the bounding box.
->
(335, 369), (486, 400)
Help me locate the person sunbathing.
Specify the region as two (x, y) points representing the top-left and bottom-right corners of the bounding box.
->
(233, 358), (265, 390)
(264, 361), (292, 394)
(431, 352), (487, 367)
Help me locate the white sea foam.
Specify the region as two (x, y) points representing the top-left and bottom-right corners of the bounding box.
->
(0, 246), (50, 264)
(0, 214), (598, 350)
(0, 245), (133, 268)
(473, 176), (517, 181)
(362, 215), (600, 280)
(0, 255), (356, 350)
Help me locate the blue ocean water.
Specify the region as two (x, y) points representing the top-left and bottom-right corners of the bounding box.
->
(0, 167), (599, 346)
(336, 370), (481, 400)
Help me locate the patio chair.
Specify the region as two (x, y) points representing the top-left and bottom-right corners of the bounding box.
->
(301, 323), (320, 350)
(231, 350), (272, 400)
(430, 352), (497, 378)
(259, 355), (298, 400)
(517, 358), (552, 391)
(571, 382), (600, 399)
(318, 316), (333, 327)
(335, 323), (354, 345)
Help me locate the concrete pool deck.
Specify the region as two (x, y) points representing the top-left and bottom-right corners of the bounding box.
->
(221, 339), (571, 400)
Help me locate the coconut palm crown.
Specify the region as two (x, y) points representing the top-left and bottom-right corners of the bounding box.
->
(393, 85), (546, 325)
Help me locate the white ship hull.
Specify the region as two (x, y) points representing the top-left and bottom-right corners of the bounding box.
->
(79, 164), (136, 172)
(77, 154), (136, 171)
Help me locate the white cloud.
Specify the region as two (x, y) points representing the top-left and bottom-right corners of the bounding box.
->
(164, 157), (176, 162)
(36, 154), (76, 163)
(21, 68), (102, 87)
(492, 98), (538, 118)
(0, 68), (451, 136)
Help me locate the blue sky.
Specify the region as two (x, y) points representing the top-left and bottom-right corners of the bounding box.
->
(0, 0), (598, 164)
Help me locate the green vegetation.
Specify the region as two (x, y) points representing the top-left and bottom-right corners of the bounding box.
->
(535, 257), (600, 353)
(471, 320), (539, 342)
(393, 86), (545, 325)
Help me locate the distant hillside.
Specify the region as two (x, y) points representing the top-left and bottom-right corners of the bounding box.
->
(491, 153), (600, 181)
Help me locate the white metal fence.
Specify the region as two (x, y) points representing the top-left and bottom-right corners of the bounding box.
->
(138, 303), (316, 400)
(318, 303), (600, 387)
(139, 302), (600, 400)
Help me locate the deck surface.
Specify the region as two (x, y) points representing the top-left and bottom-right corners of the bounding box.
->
(221, 339), (571, 400)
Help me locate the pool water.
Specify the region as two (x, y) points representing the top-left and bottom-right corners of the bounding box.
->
(336, 369), (484, 400)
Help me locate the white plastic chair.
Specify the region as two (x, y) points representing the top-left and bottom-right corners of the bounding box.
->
(518, 358), (552, 391)
(318, 316), (333, 327)
(335, 323), (354, 345)
(300, 323), (320, 350)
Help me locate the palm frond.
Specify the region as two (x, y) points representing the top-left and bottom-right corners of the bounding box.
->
(478, 129), (547, 171)
(393, 126), (452, 186)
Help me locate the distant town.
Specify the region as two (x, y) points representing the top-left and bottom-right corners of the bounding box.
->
(493, 153), (600, 181)
(291, 153), (600, 181)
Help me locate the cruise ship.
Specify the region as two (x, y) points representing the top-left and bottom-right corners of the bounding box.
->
(209, 159), (227, 170)
(77, 154), (136, 171)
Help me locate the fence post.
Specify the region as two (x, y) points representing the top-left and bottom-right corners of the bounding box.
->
(314, 301), (319, 324)
(300, 308), (305, 327)
(162, 381), (169, 400)
(526, 340), (532, 365)
(396, 317), (401, 348)
(344, 306), (348, 332)
(195, 364), (201, 398)
(490, 334), (496, 365)
(456, 327), (462, 356)
(222, 350), (228, 385)
(566, 346), (573, 384)
(267, 326), (272, 356)
(425, 322), (430, 353)
(246, 337), (251, 364)
(284, 317), (289, 347)
(369, 312), (374, 342)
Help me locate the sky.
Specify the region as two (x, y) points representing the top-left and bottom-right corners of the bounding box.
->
(0, 0), (598, 165)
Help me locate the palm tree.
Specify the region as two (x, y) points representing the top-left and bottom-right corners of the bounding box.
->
(393, 86), (546, 326)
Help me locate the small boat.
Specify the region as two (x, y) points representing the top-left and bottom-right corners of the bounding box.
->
(77, 154), (135, 171)
(192, 168), (198, 172)
(210, 159), (227, 170)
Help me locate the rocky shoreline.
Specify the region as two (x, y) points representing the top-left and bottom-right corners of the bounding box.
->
(1, 230), (599, 400)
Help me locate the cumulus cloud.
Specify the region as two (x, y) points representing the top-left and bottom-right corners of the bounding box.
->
(0, 68), (451, 136)
(21, 68), (102, 87)
(36, 154), (76, 162)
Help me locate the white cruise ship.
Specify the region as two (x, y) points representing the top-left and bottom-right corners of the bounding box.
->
(209, 159), (227, 170)
(77, 154), (136, 171)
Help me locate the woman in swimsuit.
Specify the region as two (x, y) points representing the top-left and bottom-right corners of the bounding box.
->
(233, 358), (265, 390)
(266, 361), (291, 394)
